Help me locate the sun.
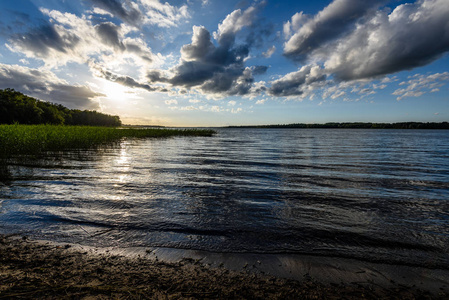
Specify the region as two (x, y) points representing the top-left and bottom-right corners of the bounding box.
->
(101, 80), (131, 102)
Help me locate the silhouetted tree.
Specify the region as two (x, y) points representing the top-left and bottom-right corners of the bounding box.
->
(0, 89), (121, 126)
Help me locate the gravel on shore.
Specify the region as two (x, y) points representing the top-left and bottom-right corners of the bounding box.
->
(0, 234), (447, 299)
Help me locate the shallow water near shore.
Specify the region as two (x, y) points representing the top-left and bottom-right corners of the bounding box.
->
(1, 128), (449, 270)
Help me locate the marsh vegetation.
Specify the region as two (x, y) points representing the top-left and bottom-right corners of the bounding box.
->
(0, 124), (215, 156)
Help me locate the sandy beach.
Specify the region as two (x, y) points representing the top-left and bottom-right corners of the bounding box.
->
(1, 234), (448, 299)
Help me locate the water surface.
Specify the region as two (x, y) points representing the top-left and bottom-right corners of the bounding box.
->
(1, 128), (448, 268)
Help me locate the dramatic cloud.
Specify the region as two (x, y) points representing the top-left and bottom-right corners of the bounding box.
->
(148, 2), (268, 97)
(179, 24), (249, 72)
(393, 72), (449, 100)
(7, 9), (154, 68)
(0, 64), (103, 109)
(284, 0), (384, 61)
(325, 0), (449, 80)
(4, 0), (449, 109)
(169, 25), (250, 94)
(268, 65), (326, 97)
(283, 0), (449, 83)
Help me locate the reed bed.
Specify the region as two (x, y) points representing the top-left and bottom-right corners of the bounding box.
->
(0, 124), (215, 156)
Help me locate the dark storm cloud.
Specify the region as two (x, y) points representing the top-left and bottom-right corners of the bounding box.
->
(89, 0), (142, 27)
(0, 64), (103, 109)
(94, 22), (125, 51)
(284, 0), (384, 61)
(10, 24), (79, 57)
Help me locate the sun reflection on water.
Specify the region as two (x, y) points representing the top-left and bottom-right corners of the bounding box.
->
(113, 143), (131, 186)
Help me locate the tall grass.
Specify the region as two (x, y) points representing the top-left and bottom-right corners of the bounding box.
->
(0, 124), (215, 156)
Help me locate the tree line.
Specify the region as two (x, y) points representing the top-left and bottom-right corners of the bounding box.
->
(0, 88), (121, 127)
(229, 122), (449, 129)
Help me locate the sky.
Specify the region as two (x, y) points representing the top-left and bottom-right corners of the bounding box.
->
(0, 0), (448, 126)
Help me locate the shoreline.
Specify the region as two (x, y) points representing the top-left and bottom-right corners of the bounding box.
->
(1, 234), (448, 299)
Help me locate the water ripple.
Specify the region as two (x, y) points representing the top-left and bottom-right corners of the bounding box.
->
(1, 129), (448, 268)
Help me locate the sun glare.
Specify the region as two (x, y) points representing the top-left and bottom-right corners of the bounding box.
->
(101, 80), (131, 102)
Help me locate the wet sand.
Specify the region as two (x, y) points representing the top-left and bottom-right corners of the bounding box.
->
(1, 234), (448, 299)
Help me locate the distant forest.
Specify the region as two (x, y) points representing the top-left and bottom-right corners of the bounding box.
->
(229, 122), (449, 129)
(0, 88), (121, 127)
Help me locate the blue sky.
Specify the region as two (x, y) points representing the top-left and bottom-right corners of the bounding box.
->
(0, 0), (448, 126)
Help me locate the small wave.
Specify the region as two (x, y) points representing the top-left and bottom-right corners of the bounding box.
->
(408, 180), (449, 188)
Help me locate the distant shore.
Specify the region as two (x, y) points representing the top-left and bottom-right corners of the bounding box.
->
(1, 234), (448, 299)
(227, 122), (449, 129)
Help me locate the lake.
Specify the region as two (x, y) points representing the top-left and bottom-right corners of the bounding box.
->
(1, 128), (448, 269)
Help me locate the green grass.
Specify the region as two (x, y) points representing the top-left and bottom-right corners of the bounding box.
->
(0, 124), (215, 156)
